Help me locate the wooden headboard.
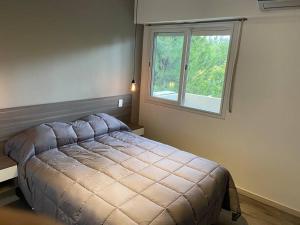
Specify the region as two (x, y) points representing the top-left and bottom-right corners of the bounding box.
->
(0, 94), (132, 153)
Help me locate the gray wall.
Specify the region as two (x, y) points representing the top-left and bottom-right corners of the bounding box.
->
(0, 0), (136, 109)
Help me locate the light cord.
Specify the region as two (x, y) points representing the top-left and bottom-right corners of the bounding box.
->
(132, 0), (139, 81)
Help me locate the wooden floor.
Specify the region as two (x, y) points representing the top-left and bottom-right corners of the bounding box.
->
(1, 194), (300, 225)
(216, 195), (300, 225)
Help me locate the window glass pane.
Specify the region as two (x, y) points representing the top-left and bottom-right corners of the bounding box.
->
(151, 33), (184, 101)
(183, 35), (230, 114)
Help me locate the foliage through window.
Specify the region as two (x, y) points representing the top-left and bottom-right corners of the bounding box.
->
(152, 33), (184, 101)
(148, 22), (241, 117)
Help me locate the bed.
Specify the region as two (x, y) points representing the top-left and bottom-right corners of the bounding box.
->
(5, 113), (241, 225)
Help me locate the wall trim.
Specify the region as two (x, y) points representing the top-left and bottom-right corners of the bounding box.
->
(237, 187), (300, 218)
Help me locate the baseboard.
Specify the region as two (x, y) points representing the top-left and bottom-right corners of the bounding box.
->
(237, 187), (300, 218)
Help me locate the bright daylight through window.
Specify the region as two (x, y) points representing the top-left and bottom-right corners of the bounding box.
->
(148, 22), (241, 117)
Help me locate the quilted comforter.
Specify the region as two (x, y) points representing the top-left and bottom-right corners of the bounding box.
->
(5, 113), (241, 225)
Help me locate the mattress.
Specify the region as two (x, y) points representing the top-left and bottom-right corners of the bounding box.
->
(5, 113), (241, 225)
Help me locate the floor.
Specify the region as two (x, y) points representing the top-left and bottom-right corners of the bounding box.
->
(216, 195), (300, 225)
(1, 193), (299, 225)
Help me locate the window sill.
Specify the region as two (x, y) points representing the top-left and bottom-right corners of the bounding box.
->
(145, 97), (226, 120)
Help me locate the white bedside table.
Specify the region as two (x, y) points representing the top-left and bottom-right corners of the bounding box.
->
(0, 156), (18, 183)
(0, 156), (18, 206)
(128, 124), (144, 136)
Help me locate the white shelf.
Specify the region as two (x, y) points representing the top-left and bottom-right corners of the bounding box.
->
(132, 127), (144, 136)
(0, 166), (18, 183)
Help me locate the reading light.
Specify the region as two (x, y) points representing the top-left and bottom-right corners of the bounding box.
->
(131, 79), (137, 92)
(131, 0), (139, 92)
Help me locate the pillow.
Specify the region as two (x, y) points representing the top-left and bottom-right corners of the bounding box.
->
(5, 113), (130, 163)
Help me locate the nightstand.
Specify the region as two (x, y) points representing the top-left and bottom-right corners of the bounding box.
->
(0, 156), (18, 183)
(0, 156), (18, 206)
(128, 124), (144, 136)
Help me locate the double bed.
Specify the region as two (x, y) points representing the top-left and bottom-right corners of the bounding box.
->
(5, 113), (241, 225)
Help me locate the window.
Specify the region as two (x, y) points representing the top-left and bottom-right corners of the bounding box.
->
(151, 33), (185, 101)
(147, 22), (242, 118)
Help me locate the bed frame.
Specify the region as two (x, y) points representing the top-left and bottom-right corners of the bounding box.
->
(0, 94), (132, 154)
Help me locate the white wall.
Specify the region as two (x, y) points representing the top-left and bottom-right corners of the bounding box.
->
(137, 0), (300, 23)
(0, 0), (134, 109)
(139, 1), (300, 212)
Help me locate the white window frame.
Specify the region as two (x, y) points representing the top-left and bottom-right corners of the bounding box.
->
(145, 21), (242, 119)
